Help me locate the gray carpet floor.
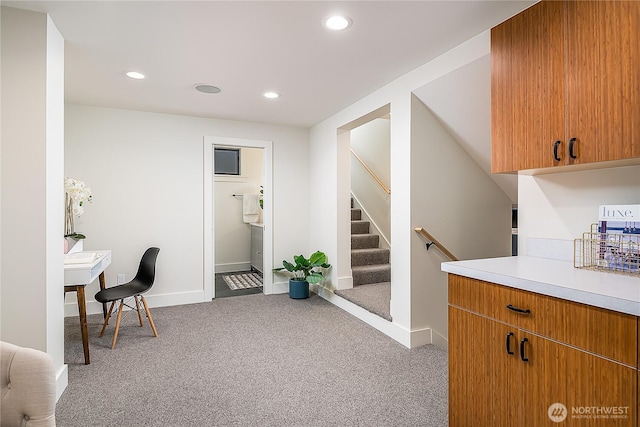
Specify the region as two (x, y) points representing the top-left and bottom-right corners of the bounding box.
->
(335, 282), (392, 321)
(58, 293), (447, 426)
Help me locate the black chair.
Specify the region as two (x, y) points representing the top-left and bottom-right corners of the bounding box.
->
(95, 247), (160, 349)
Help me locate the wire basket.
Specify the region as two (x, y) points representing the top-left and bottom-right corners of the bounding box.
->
(574, 224), (640, 276)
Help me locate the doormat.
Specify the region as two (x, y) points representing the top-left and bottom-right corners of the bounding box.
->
(223, 273), (263, 290)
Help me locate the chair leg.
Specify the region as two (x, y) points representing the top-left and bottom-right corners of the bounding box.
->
(99, 301), (116, 337)
(140, 296), (158, 337)
(111, 300), (125, 349)
(135, 296), (144, 327)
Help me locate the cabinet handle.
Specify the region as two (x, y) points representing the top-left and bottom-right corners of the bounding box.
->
(506, 304), (531, 314)
(553, 140), (562, 161)
(505, 332), (515, 355)
(520, 337), (529, 362)
(569, 137), (577, 159)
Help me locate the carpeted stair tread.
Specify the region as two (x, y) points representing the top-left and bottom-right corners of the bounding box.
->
(351, 248), (390, 266)
(349, 198), (391, 319)
(335, 282), (392, 321)
(352, 263), (391, 286)
(351, 220), (370, 234)
(351, 234), (379, 249)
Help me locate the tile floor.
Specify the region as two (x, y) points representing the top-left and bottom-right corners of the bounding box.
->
(214, 271), (263, 299)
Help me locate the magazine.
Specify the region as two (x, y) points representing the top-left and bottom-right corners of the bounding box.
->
(594, 205), (639, 273)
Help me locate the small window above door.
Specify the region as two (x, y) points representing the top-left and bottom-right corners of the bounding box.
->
(214, 147), (240, 175)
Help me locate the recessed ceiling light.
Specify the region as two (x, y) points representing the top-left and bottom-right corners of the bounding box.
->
(323, 15), (353, 31)
(263, 92), (280, 99)
(194, 84), (222, 94)
(125, 71), (146, 79)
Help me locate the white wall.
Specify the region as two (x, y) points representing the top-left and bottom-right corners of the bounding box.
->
(413, 54), (518, 203)
(518, 165), (640, 258)
(65, 104), (308, 313)
(1, 6), (68, 399)
(310, 31), (496, 347)
(350, 118), (391, 243)
(410, 95), (511, 346)
(214, 147), (264, 273)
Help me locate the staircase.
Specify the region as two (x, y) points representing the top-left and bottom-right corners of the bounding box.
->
(334, 202), (392, 321)
(350, 207), (391, 285)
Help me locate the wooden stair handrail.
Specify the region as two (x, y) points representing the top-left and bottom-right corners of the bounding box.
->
(414, 227), (458, 261)
(350, 149), (390, 195)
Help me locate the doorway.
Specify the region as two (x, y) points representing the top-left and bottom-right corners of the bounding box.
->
(203, 137), (273, 300)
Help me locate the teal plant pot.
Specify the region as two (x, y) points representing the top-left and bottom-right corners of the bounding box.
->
(289, 279), (309, 299)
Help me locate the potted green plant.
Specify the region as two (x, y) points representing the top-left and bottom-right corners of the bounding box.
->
(273, 251), (331, 299)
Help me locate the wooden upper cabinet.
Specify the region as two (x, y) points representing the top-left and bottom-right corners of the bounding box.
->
(491, 1), (565, 173)
(491, 0), (640, 173)
(565, 1), (640, 164)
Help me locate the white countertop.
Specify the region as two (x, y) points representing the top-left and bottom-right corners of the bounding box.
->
(441, 256), (640, 316)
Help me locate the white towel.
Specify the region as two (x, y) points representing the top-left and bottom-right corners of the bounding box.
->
(242, 193), (260, 223)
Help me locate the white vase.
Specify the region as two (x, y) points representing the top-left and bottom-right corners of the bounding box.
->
(65, 237), (83, 254)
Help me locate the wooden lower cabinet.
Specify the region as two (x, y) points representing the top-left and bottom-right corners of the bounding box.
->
(449, 275), (638, 426)
(450, 308), (500, 425)
(523, 332), (636, 426)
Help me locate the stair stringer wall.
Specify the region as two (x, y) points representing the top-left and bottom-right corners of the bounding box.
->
(313, 285), (424, 349)
(351, 194), (390, 251)
(409, 94), (512, 348)
(350, 118), (391, 244)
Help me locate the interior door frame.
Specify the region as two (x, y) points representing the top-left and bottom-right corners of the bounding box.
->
(203, 136), (273, 299)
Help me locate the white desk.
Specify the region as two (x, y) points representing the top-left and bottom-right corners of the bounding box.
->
(64, 250), (111, 364)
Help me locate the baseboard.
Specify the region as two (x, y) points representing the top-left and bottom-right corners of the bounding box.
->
(410, 327), (432, 348)
(271, 280), (290, 295)
(431, 329), (448, 352)
(336, 275), (353, 291)
(314, 286), (446, 350)
(144, 290), (206, 307)
(215, 262), (251, 273)
(55, 364), (68, 402)
(314, 285), (413, 348)
(64, 290), (206, 317)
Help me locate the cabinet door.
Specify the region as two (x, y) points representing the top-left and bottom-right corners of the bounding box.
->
(491, 321), (523, 426)
(521, 333), (637, 426)
(449, 307), (500, 426)
(449, 307), (524, 426)
(519, 332), (569, 425)
(250, 226), (263, 273)
(254, 236), (263, 274)
(565, 1), (640, 164)
(491, 0), (566, 173)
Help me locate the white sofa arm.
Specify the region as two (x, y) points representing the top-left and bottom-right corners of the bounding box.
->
(1, 341), (56, 427)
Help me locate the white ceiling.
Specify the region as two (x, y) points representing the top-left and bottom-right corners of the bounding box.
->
(4, 0), (535, 128)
